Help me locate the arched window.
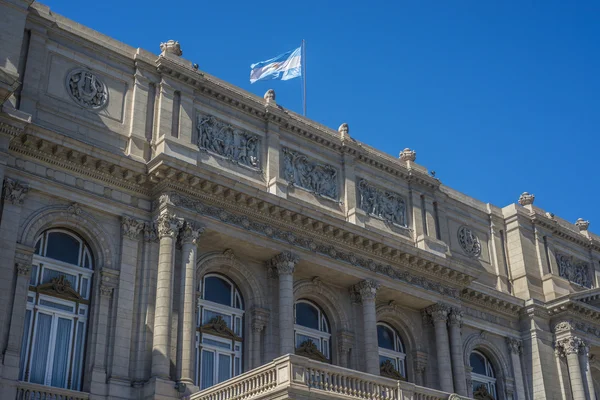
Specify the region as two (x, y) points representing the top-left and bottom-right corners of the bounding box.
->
(470, 350), (497, 399)
(196, 274), (244, 390)
(294, 300), (331, 362)
(377, 323), (406, 380)
(20, 229), (93, 391)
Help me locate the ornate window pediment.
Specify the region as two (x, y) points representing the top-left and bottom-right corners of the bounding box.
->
(37, 275), (83, 301)
(295, 339), (329, 363)
(379, 359), (406, 381)
(474, 384), (495, 400)
(200, 316), (242, 341)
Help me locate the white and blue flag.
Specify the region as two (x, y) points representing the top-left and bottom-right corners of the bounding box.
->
(250, 47), (302, 84)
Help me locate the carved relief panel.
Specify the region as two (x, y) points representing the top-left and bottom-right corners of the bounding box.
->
(65, 68), (108, 109)
(197, 114), (261, 170)
(357, 179), (407, 227)
(282, 147), (338, 200)
(555, 253), (592, 288)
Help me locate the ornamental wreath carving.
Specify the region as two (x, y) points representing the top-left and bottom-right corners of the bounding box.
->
(357, 179), (406, 227)
(282, 147), (337, 199)
(197, 115), (260, 169)
(66, 69), (108, 109)
(457, 226), (481, 258)
(555, 253), (591, 288)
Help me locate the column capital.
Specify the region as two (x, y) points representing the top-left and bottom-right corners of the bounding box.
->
(144, 221), (158, 242)
(100, 284), (114, 297)
(352, 279), (380, 301)
(3, 177), (29, 205)
(15, 262), (31, 276)
(270, 251), (298, 275)
(121, 215), (145, 240)
(180, 221), (204, 245)
(156, 212), (183, 239)
(425, 303), (450, 323)
(555, 336), (584, 357)
(506, 337), (522, 354)
(251, 307), (269, 332)
(448, 308), (464, 327)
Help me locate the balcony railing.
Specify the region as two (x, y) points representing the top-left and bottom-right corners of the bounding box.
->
(191, 354), (461, 400)
(15, 381), (90, 400)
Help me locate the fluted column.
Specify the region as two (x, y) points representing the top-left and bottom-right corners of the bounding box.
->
(354, 279), (380, 375)
(425, 303), (454, 393)
(152, 213), (183, 379)
(556, 337), (586, 400)
(580, 345), (596, 400)
(506, 338), (527, 400)
(448, 309), (467, 396)
(271, 252), (298, 355)
(178, 221), (203, 385)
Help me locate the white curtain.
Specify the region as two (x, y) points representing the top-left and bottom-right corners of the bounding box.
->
(70, 321), (85, 390)
(218, 354), (231, 383)
(50, 317), (72, 388)
(18, 310), (32, 381)
(201, 350), (214, 389)
(30, 313), (52, 384)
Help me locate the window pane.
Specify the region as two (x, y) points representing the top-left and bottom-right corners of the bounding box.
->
(204, 276), (232, 306)
(51, 318), (72, 388)
(234, 357), (241, 376)
(296, 302), (319, 330)
(70, 321), (85, 391)
(470, 353), (487, 375)
(35, 238), (42, 255)
(323, 339), (329, 359)
(30, 313), (53, 384)
(234, 317), (241, 336)
(46, 232), (81, 265)
(42, 269), (78, 289)
(19, 309), (32, 381)
(202, 337), (231, 350)
(296, 333), (321, 351)
(218, 354), (231, 383)
(377, 325), (395, 350)
(40, 299), (74, 313)
(29, 265), (38, 286)
(80, 278), (89, 299)
(201, 350), (214, 389)
(202, 310), (232, 328)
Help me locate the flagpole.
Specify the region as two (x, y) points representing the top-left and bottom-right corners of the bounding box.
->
(302, 39), (306, 116)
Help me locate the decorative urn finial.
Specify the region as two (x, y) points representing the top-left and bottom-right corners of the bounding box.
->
(576, 218), (590, 232)
(518, 192), (535, 206)
(338, 123), (349, 139)
(264, 89), (276, 104)
(160, 40), (182, 57)
(399, 148), (416, 162)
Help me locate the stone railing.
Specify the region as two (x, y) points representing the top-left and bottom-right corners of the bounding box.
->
(192, 354), (454, 400)
(15, 381), (90, 400)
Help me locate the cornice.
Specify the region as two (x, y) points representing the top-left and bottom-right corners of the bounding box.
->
(461, 285), (524, 316)
(547, 299), (600, 325)
(530, 212), (600, 251)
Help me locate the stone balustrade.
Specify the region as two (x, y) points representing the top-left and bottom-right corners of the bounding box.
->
(191, 354), (454, 400)
(15, 381), (90, 400)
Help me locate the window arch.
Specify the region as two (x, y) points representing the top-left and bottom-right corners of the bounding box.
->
(196, 274), (244, 390)
(20, 229), (93, 391)
(470, 350), (497, 399)
(294, 300), (331, 362)
(377, 322), (407, 380)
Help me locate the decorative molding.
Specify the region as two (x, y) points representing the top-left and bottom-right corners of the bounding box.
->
(457, 226), (481, 258)
(270, 251), (298, 275)
(201, 316), (242, 341)
(380, 359), (406, 381)
(295, 339), (328, 363)
(3, 178), (29, 205)
(15, 263), (31, 276)
(121, 216), (145, 240)
(518, 192), (535, 206)
(38, 275), (82, 300)
(180, 220), (204, 245)
(156, 213), (183, 239)
(143, 221), (158, 242)
(282, 147), (338, 200)
(352, 279), (379, 302)
(505, 337), (522, 355)
(66, 68), (108, 109)
(555, 336), (584, 357)
(100, 284), (113, 297)
(251, 307), (269, 332)
(448, 308), (464, 327)
(357, 179), (407, 227)
(555, 253), (592, 288)
(462, 290), (523, 316)
(197, 114), (261, 169)
(425, 303), (450, 323)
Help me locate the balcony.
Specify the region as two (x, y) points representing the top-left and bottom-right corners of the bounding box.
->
(191, 354), (461, 400)
(15, 381), (89, 400)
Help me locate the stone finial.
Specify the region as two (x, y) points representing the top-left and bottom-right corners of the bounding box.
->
(576, 218), (590, 232)
(518, 192), (535, 206)
(338, 123), (349, 139)
(264, 89), (276, 104)
(160, 40), (183, 57)
(399, 148), (416, 162)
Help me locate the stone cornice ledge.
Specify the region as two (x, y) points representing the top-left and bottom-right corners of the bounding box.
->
(461, 281), (524, 316)
(547, 296), (600, 325)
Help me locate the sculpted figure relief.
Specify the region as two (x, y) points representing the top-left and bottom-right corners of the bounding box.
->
(357, 179), (406, 227)
(282, 147), (338, 199)
(197, 115), (260, 169)
(555, 253), (591, 288)
(66, 69), (108, 109)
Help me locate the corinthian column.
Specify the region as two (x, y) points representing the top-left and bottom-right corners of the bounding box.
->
(151, 213), (182, 379)
(425, 303), (454, 393)
(178, 221), (203, 385)
(448, 309), (467, 396)
(354, 279), (380, 375)
(556, 337), (586, 400)
(271, 252), (298, 355)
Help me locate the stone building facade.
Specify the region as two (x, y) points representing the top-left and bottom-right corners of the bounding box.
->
(0, 1), (599, 400)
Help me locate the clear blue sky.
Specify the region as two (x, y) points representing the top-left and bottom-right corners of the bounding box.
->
(43, 0), (600, 227)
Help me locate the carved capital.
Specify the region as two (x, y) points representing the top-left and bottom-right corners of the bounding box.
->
(518, 192), (535, 206)
(448, 308), (464, 327)
(271, 251), (298, 275)
(554, 320), (575, 334)
(16, 263), (31, 276)
(3, 178), (29, 205)
(144, 221), (158, 242)
(100, 284), (113, 297)
(121, 216), (145, 240)
(353, 279), (380, 301)
(251, 307), (269, 333)
(506, 337), (522, 354)
(425, 303), (450, 323)
(180, 221), (204, 245)
(156, 213), (183, 239)
(555, 336), (584, 357)
(399, 148), (416, 162)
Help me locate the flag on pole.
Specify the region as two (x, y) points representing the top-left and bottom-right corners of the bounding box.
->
(250, 47), (302, 84)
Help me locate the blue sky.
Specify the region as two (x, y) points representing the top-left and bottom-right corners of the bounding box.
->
(44, 0), (600, 227)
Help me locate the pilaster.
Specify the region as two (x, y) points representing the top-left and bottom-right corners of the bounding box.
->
(270, 251), (298, 356)
(352, 279), (380, 375)
(126, 67), (154, 161)
(90, 272), (116, 397)
(336, 330), (354, 369)
(506, 337), (527, 400)
(251, 307), (269, 369)
(342, 151), (358, 224)
(448, 308), (467, 396)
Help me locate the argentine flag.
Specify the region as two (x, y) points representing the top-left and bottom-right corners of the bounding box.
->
(250, 47), (302, 84)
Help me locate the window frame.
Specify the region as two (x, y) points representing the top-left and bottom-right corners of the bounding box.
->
(294, 300), (331, 360)
(377, 322), (407, 378)
(470, 350), (497, 398)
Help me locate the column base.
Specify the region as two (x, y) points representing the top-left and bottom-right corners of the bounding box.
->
(142, 376), (180, 400)
(107, 376), (133, 399)
(90, 367), (108, 398)
(2, 349), (20, 380)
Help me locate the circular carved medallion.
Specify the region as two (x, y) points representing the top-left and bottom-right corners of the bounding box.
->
(65, 68), (108, 109)
(458, 226), (481, 258)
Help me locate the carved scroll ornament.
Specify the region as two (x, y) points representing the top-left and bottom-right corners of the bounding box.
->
(295, 339), (328, 363)
(380, 359), (406, 381)
(197, 115), (260, 169)
(282, 147), (338, 200)
(555, 253), (592, 288)
(357, 179), (406, 227)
